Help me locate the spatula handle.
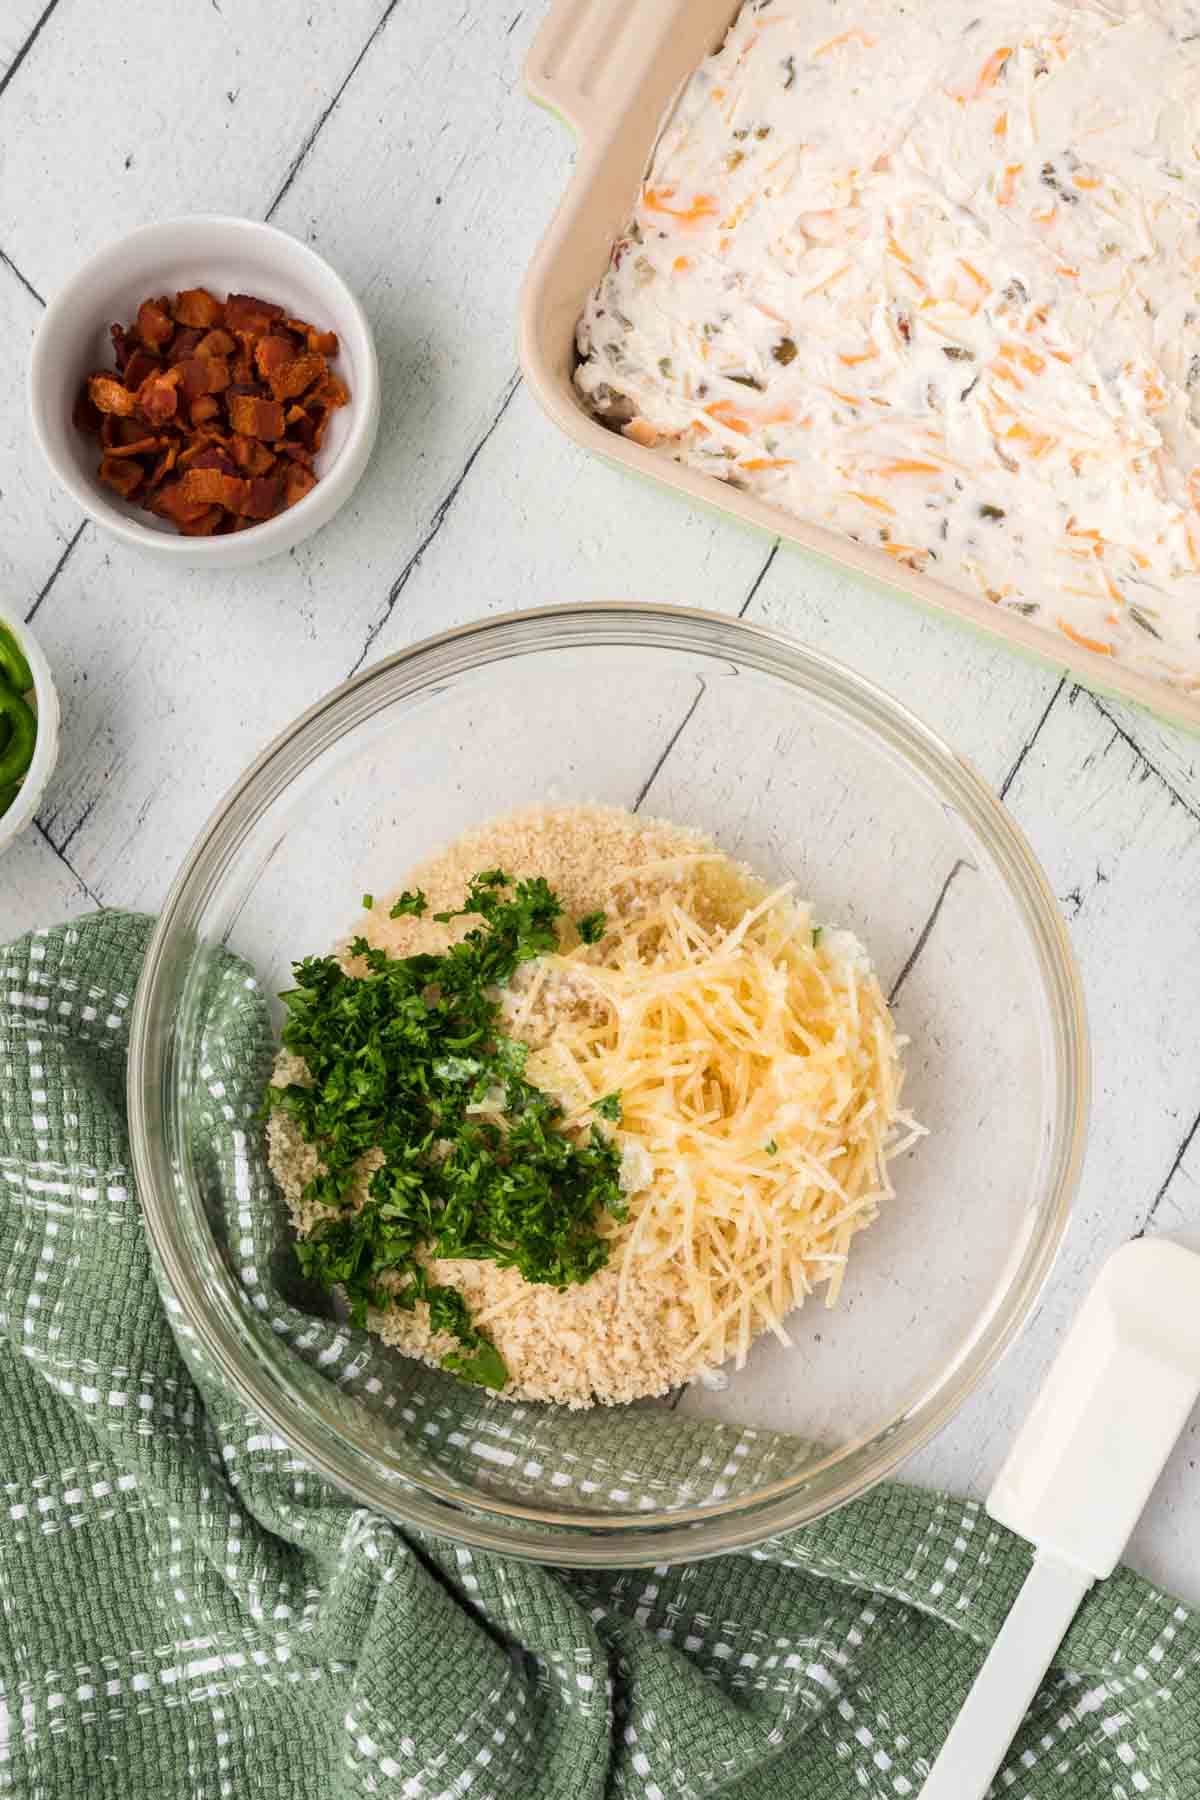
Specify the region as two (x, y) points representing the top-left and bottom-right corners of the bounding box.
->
(920, 1554), (1092, 1800)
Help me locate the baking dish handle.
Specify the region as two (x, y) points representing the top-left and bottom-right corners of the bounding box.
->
(525, 0), (684, 142)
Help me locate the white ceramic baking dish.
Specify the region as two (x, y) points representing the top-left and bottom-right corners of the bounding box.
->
(519, 0), (1200, 735)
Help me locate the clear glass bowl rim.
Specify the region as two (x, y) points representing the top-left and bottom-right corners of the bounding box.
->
(129, 602), (1089, 1567)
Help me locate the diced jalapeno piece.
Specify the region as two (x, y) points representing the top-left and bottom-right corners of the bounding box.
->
(0, 625), (33, 695)
(0, 683), (36, 787)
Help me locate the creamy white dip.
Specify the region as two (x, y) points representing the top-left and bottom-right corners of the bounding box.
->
(577, 0), (1200, 686)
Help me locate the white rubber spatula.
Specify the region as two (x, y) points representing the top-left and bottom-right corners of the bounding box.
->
(920, 1237), (1200, 1800)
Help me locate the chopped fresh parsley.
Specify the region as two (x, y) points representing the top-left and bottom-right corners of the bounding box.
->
(388, 889), (428, 920)
(594, 1092), (622, 1123)
(362, 894), (374, 910)
(270, 871), (624, 1390)
(811, 926), (823, 946)
(577, 910), (607, 945)
(764, 1139), (778, 1156)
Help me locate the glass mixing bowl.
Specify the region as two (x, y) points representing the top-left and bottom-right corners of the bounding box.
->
(130, 604), (1087, 1564)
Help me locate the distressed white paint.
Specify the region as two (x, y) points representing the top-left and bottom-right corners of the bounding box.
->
(0, 265), (82, 601)
(1, 0), (1198, 1602)
(0, 823), (90, 938)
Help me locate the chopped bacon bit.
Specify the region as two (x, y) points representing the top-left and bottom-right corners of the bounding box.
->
(179, 467), (251, 511)
(177, 506), (225, 537)
(146, 444), (177, 491)
(196, 328), (237, 360)
(174, 288), (223, 329)
(230, 433), (277, 475)
(137, 368), (183, 426)
(175, 356), (232, 403)
(280, 417), (314, 453)
(102, 412), (153, 450)
(284, 463), (318, 508)
(136, 298), (174, 352)
(228, 393), (285, 439)
(148, 480), (217, 526)
(104, 435), (161, 459)
(254, 335), (297, 382)
(167, 327), (205, 364)
(270, 351), (326, 402)
(99, 455), (144, 498)
(279, 436), (315, 465)
(73, 382), (103, 436)
(78, 284), (349, 534)
(88, 374), (137, 416)
(122, 348), (162, 391)
(311, 371), (350, 409)
(224, 292), (285, 335)
(189, 445), (239, 476)
(243, 474), (283, 519)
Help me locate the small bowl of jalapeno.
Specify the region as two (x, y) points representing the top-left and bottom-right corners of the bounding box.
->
(0, 609), (60, 857)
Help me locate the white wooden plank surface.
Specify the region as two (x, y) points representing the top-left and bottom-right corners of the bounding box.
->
(904, 683), (1200, 1596)
(2, 0), (1199, 1608)
(0, 824), (92, 940)
(0, 261), (82, 602)
(0, 0), (388, 298)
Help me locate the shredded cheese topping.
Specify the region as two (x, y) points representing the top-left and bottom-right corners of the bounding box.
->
(577, 0), (1200, 688)
(518, 862), (921, 1371)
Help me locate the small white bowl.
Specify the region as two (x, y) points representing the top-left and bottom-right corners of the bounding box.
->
(29, 216), (380, 570)
(0, 608), (60, 858)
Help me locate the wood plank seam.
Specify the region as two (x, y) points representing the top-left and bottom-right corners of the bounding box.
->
(0, 243), (44, 308)
(25, 522), (87, 624)
(888, 859), (972, 1004)
(0, 0), (62, 105)
(347, 372), (523, 678)
(634, 541), (780, 811)
(999, 678), (1066, 801)
(1085, 692), (1200, 830)
(633, 679), (707, 813)
(265, 0), (403, 222)
(738, 541), (780, 618)
(31, 820), (102, 907)
(1138, 1108), (1200, 1238)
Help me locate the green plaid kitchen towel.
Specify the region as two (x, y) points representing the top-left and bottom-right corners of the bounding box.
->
(2, 912), (1198, 1799)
